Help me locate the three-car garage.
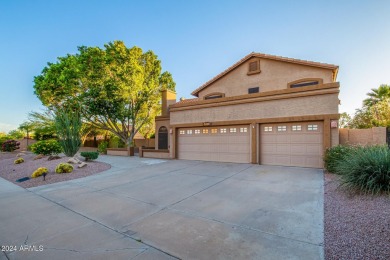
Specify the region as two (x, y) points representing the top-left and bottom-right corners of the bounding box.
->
(177, 121), (324, 168)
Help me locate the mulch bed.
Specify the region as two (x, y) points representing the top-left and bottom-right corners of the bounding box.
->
(0, 151), (111, 188)
(324, 173), (390, 259)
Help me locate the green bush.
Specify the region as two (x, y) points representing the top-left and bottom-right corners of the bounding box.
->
(54, 110), (82, 157)
(55, 163), (73, 173)
(80, 152), (99, 161)
(324, 145), (359, 173)
(98, 141), (108, 154)
(30, 140), (62, 155)
(335, 145), (390, 194)
(31, 167), (48, 178)
(14, 157), (24, 164)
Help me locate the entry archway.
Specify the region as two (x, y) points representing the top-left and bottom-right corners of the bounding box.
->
(158, 126), (168, 149)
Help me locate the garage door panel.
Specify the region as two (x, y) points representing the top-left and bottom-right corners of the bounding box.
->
(261, 122), (323, 168)
(178, 125), (250, 163)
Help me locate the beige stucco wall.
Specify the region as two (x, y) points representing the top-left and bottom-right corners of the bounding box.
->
(198, 58), (334, 98)
(142, 151), (171, 159)
(170, 93), (339, 125)
(331, 128), (339, 147)
(339, 127), (387, 146)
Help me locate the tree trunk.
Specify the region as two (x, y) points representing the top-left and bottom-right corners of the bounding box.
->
(127, 138), (134, 156)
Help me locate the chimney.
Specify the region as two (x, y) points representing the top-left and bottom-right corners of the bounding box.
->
(161, 89), (176, 116)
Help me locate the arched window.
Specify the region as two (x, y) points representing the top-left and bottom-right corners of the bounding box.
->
(288, 78), (323, 88)
(158, 126), (168, 150)
(204, 92), (225, 100)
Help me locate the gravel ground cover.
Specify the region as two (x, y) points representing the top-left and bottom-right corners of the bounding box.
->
(325, 173), (390, 259)
(0, 151), (111, 188)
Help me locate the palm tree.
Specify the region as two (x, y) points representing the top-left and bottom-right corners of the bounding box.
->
(363, 84), (390, 107)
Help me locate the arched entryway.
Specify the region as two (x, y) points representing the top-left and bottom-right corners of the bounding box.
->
(158, 126), (168, 149)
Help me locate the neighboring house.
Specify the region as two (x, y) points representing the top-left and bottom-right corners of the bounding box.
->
(153, 52), (340, 168)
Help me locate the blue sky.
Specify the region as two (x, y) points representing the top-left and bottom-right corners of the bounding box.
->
(1, 0), (389, 132)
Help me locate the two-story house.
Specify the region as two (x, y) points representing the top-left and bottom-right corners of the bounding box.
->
(152, 52), (340, 168)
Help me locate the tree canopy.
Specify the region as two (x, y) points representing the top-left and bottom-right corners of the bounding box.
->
(363, 84), (390, 107)
(34, 41), (175, 147)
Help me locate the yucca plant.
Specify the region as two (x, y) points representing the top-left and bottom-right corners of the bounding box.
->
(54, 109), (82, 157)
(334, 145), (390, 194)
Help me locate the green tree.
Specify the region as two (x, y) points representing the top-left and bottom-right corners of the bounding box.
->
(34, 41), (175, 151)
(363, 84), (390, 107)
(339, 112), (351, 128)
(8, 129), (24, 139)
(28, 110), (57, 140)
(18, 121), (35, 139)
(350, 99), (390, 128)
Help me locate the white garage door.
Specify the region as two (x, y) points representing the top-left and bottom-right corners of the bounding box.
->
(260, 122), (323, 168)
(178, 125), (250, 163)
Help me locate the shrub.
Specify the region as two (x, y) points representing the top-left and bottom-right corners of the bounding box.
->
(14, 157), (24, 164)
(1, 140), (20, 152)
(324, 145), (359, 174)
(54, 109), (82, 157)
(31, 167), (48, 178)
(98, 141), (108, 154)
(55, 163), (73, 173)
(80, 152), (99, 161)
(335, 145), (390, 194)
(30, 140), (62, 155)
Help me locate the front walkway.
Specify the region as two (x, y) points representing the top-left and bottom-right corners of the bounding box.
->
(1, 156), (324, 260)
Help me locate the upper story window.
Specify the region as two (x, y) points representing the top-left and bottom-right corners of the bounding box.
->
(247, 59), (261, 75)
(204, 92), (225, 100)
(288, 78), (323, 89)
(248, 87), (259, 94)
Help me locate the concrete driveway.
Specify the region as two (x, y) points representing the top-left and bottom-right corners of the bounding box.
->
(0, 156), (324, 260)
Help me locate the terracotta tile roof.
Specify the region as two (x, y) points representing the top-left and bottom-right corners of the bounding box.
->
(174, 98), (200, 105)
(191, 52), (339, 97)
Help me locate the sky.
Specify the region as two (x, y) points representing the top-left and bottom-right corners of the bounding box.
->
(0, 0), (389, 132)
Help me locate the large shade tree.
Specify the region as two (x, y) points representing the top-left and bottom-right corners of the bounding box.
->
(34, 41), (175, 151)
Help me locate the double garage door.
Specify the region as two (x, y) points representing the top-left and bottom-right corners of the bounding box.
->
(177, 125), (251, 163)
(177, 121), (323, 168)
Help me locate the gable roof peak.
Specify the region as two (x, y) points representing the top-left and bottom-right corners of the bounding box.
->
(191, 52), (339, 97)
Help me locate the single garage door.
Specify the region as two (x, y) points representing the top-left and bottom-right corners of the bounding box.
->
(260, 122), (323, 168)
(178, 125), (250, 163)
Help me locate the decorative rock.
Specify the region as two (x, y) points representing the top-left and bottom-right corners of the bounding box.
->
(78, 162), (87, 168)
(67, 158), (79, 164)
(48, 155), (61, 161)
(16, 153), (25, 157)
(33, 154), (45, 160)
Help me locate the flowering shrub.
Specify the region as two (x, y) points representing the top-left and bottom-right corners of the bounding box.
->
(1, 140), (20, 152)
(31, 167), (48, 178)
(30, 140), (62, 155)
(55, 163), (73, 173)
(14, 158), (24, 164)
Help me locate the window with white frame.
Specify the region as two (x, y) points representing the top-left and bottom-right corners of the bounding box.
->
(230, 128), (237, 133)
(264, 126), (272, 132)
(240, 127), (248, 133)
(308, 124), (318, 131)
(179, 130), (185, 135)
(202, 129), (209, 134)
(220, 128), (227, 133)
(277, 126), (287, 131)
(211, 128), (218, 134)
(292, 125), (302, 131)
(187, 129), (193, 134)
(195, 129), (200, 134)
